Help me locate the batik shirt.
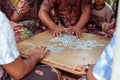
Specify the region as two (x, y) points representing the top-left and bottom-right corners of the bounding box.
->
(0, 0), (42, 20)
(41, 0), (92, 27)
(93, 35), (115, 80)
(0, 11), (19, 79)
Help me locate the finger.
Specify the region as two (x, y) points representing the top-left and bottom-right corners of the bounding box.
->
(20, 5), (29, 10)
(18, 29), (24, 34)
(37, 46), (41, 49)
(54, 32), (58, 37)
(58, 32), (62, 37)
(75, 32), (80, 39)
(14, 24), (23, 30)
(16, 29), (24, 33)
(19, 7), (29, 13)
(53, 32), (56, 37)
(71, 31), (74, 35)
(14, 30), (24, 36)
(11, 22), (22, 28)
(56, 32), (59, 37)
(55, 32), (61, 37)
(40, 46), (46, 51)
(76, 33), (82, 39)
(18, 5), (30, 14)
(44, 48), (49, 53)
(63, 28), (68, 33)
(20, 0), (28, 6)
(68, 27), (72, 30)
(15, 36), (21, 41)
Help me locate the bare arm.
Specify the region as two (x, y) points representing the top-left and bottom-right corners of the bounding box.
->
(11, 0), (30, 21)
(11, 10), (23, 21)
(76, 5), (91, 29)
(69, 5), (91, 38)
(38, 7), (57, 30)
(38, 7), (67, 37)
(87, 64), (96, 80)
(3, 46), (48, 80)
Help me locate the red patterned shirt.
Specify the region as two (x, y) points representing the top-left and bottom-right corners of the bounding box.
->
(0, 0), (15, 19)
(41, 0), (92, 27)
(0, 0), (42, 20)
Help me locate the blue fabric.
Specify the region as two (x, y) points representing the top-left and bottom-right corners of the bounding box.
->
(93, 35), (115, 80)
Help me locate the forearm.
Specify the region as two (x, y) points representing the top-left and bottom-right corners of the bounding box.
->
(10, 10), (23, 22)
(75, 5), (91, 29)
(87, 64), (96, 80)
(3, 56), (40, 80)
(38, 8), (57, 30)
(24, 55), (40, 71)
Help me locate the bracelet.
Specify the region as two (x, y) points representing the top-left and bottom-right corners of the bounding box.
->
(85, 64), (90, 72)
(16, 9), (24, 16)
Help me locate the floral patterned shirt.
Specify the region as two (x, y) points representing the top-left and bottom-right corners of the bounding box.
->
(41, 0), (92, 27)
(0, 0), (15, 19)
(0, 0), (42, 20)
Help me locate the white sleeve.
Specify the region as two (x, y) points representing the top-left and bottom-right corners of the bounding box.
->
(0, 11), (19, 65)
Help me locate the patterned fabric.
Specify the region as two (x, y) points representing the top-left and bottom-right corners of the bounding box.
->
(0, 0), (43, 20)
(0, 11), (19, 79)
(41, 0), (92, 27)
(93, 34), (115, 80)
(0, 0), (15, 19)
(18, 20), (42, 40)
(0, 0), (44, 41)
(91, 2), (113, 27)
(21, 0), (43, 20)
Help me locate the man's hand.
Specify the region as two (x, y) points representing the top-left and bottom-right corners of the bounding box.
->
(10, 21), (24, 43)
(29, 46), (49, 61)
(69, 26), (83, 39)
(102, 22), (114, 32)
(51, 25), (67, 37)
(17, 0), (30, 15)
(102, 22), (115, 37)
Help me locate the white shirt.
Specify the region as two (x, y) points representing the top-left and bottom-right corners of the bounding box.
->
(0, 11), (19, 79)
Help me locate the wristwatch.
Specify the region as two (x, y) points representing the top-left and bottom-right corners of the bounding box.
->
(85, 64), (90, 72)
